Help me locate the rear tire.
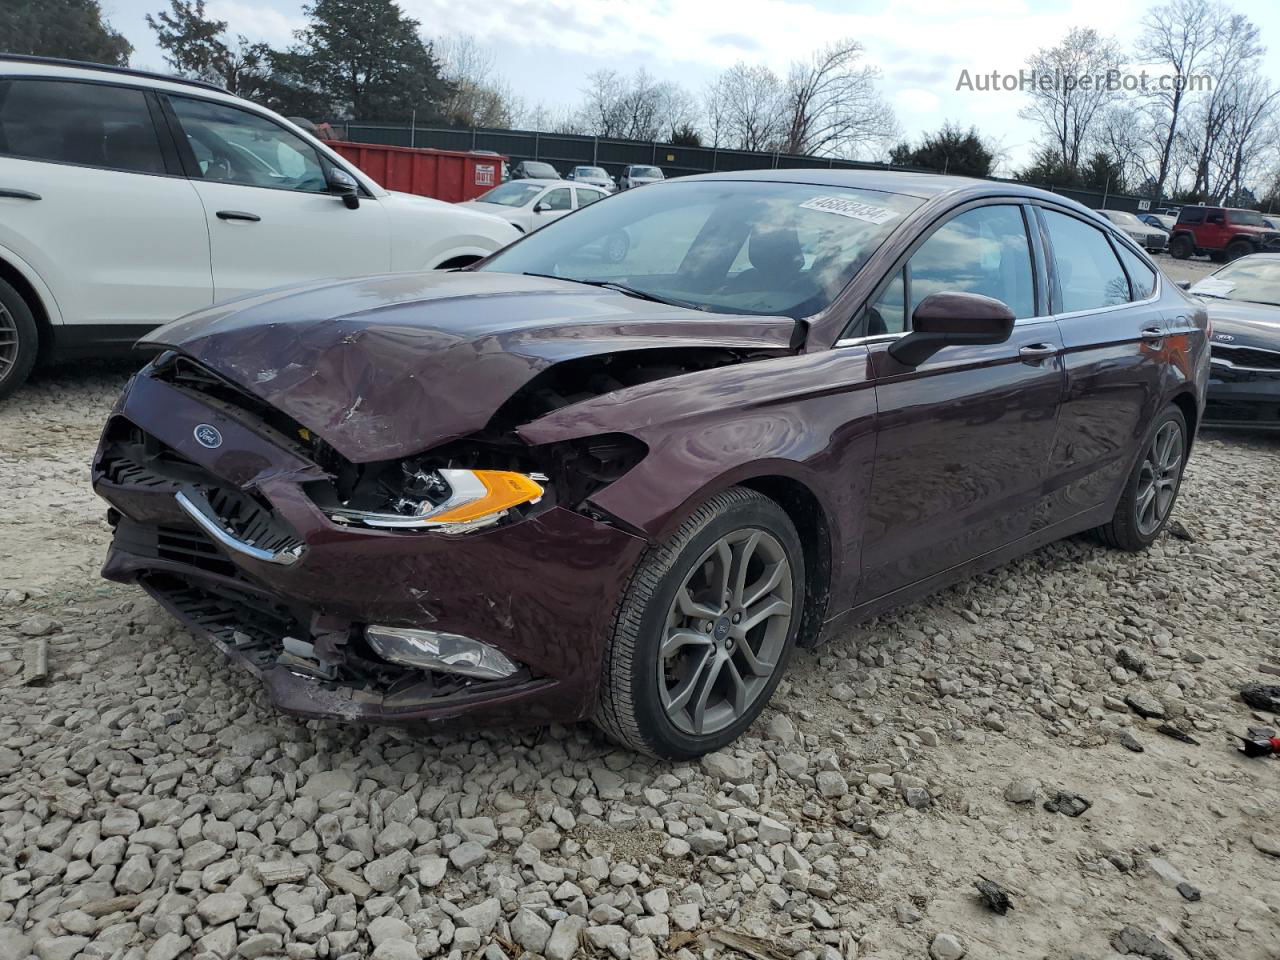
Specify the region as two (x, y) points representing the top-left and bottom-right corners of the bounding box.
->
(0, 278), (38, 401)
(1095, 404), (1188, 552)
(594, 487), (804, 759)
(1225, 240), (1254, 261)
(1168, 234), (1194, 260)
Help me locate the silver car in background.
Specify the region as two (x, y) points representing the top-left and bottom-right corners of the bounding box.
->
(1099, 209), (1169, 253)
(619, 165), (666, 189)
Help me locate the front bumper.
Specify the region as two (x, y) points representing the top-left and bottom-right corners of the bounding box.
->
(93, 369), (647, 727)
(1205, 363), (1280, 428)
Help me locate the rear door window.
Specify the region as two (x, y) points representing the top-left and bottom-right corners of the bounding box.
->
(1042, 210), (1131, 312)
(0, 79), (166, 174)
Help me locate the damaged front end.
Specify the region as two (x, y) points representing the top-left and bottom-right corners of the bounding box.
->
(92, 336), (781, 728)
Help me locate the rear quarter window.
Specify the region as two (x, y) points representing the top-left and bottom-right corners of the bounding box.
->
(1113, 243), (1158, 300)
(0, 78), (166, 175)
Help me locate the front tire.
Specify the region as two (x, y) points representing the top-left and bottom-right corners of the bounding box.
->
(1226, 240), (1254, 261)
(0, 278), (38, 401)
(1096, 405), (1188, 551)
(595, 487), (804, 759)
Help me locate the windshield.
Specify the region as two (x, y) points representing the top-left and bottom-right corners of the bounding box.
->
(631, 166), (662, 178)
(1191, 258), (1280, 306)
(1230, 209), (1267, 227)
(479, 179), (922, 319)
(476, 182), (543, 207)
(575, 167), (608, 178)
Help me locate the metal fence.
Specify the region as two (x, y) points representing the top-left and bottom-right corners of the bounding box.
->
(332, 120), (1160, 214)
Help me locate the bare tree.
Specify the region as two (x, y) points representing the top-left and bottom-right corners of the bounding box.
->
(703, 62), (785, 151)
(1093, 105), (1157, 192)
(779, 39), (897, 157)
(1020, 27), (1125, 175)
(1186, 12), (1263, 198)
(1211, 74), (1278, 202)
(576, 68), (699, 141)
(1138, 0), (1226, 199)
(436, 34), (521, 127)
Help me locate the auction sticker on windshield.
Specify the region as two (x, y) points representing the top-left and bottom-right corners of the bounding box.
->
(800, 196), (900, 224)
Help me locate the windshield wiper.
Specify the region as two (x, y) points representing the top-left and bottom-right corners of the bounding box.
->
(522, 273), (706, 311)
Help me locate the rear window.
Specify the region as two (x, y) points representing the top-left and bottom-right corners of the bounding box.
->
(0, 78), (165, 175)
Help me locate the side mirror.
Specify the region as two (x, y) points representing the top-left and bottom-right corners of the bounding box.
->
(326, 167), (360, 209)
(533, 201), (548, 213)
(888, 292), (1015, 367)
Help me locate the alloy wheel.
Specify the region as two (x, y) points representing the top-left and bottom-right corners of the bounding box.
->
(1135, 420), (1183, 536)
(0, 304), (18, 382)
(659, 528), (793, 736)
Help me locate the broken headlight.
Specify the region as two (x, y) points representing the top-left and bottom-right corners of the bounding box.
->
(327, 464), (544, 533)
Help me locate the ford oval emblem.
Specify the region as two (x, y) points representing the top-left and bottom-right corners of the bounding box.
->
(1214, 333), (1235, 342)
(194, 424), (223, 449)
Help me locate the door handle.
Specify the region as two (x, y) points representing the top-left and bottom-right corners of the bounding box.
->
(0, 188), (41, 200)
(216, 210), (261, 222)
(1018, 343), (1057, 362)
(1140, 326), (1165, 341)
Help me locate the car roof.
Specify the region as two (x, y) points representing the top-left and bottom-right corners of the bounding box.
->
(680, 167), (1087, 206)
(0, 53), (234, 98)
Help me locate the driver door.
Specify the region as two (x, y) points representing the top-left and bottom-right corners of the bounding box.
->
(162, 94), (389, 303)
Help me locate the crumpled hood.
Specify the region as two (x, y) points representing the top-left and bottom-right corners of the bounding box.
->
(141, 271), (796, 463)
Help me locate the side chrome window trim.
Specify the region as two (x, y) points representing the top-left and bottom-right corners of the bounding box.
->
(834, 332), (905, 348)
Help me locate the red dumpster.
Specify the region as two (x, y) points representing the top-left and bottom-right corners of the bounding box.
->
(328, 141), (504, 202)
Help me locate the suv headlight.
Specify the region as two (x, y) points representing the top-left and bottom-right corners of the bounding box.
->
(328, 467), (543, 533)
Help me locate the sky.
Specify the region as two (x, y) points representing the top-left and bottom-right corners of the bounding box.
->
(102, 0), (1280, 175)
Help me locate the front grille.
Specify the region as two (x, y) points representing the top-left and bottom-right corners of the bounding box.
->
(114, 516), (239, 578)
(204, 486), (304, 557)
(99, 418), (304, 568)
(140, 572), (300, 671)
(1211, 344), (1280, 371)
(98, 420), (208, 490)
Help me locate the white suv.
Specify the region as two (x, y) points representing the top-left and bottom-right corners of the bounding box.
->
(0, 56), (520, 398)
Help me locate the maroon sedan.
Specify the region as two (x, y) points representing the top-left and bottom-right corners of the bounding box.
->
(93, 171), (1209, 758)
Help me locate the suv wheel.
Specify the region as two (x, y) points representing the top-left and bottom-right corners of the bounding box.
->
(1226, 240), (1254, 261)
(1168, 234), (1193, 259)
(595, 487), (804, 759)
(1095, 404), (1188, 551)
(0, 278), (38, 401)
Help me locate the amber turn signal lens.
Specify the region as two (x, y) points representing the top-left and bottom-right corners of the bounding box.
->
(427, 470), (544, 524)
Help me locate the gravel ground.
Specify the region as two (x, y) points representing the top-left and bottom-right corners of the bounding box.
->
(2, 357), (1279, 960)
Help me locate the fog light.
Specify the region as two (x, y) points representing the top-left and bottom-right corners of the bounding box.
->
(365, 626), (520, 680)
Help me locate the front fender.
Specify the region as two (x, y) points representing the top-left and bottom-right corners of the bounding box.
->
(519, 349), (879, 614)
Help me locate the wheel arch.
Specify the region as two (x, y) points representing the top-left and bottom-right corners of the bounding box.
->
(737, 473), (834, 649)
(0, 247), (60, 363)
(1170, 389), (1199, 451)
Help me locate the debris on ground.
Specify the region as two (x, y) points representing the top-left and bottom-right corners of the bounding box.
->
(20, 637), (47, 686)
(1110, 925), (1177, 960)
(974, 877), (1013, 915)
(1232, 729), (1280, 757)
(1240, 683), (1280, 712)
(1155, 723), (1199, 745)
(1119, 730), (1145, 753)
(1043, 790), (1092, 817)
(1177, 882), (1201, 901)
